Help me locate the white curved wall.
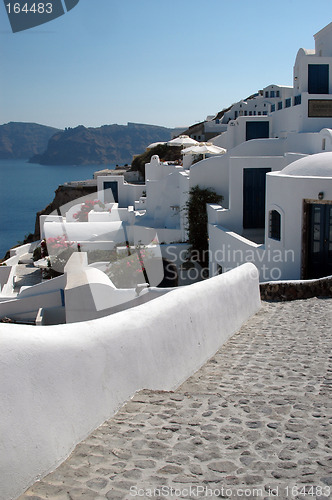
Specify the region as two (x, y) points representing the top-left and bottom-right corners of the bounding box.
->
(0, 263), (261, 500)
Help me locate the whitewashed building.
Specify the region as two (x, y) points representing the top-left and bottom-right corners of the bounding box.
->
(38, 22), (332, 283)
(205, 23), (332, 280)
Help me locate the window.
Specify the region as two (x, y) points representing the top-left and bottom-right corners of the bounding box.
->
(246, 121), (269, 141)
(276, 91), (280, 97)
(258, 111), (261, 115)
(294, 95), (301, 106)
(235, 111), (238, 119)
(308, 64), (329, 94)
(269, 210), (281, 240)
(263, 111), (268, 115)
(265, 91), (269, 98)
(271, 104), (275, 112)
(249, 111), (252, 116)
(278, 101), (283, 110)
(285, 98), (291, 108)
(322, 138), (326, 150)
(244, 111), (247, 116)
(215, 119), (220, 124)
(270, 90), (275, 98)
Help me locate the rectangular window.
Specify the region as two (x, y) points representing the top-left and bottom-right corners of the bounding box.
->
(246, 121), (269, 141)
(270, 90), (275, 98)
(269, 210), (281, 240)
(285, 98), (291, 108)
(244, 111), (247, 116)
(234, 111), (238, 119)
(278, 101), (283, 110)
(271, 104), (275, 112)
(249, 111), (252, 116)
(265, 91), (269, 97)
(308, 64), (329, 94)
(276, 91), (280, 97)
(215, 119), (220, 124)
(263, 111), (268, 115)
(294, 95), (301, 106)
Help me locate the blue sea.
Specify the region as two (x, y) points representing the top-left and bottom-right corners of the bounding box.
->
(0, 159), (114, 258)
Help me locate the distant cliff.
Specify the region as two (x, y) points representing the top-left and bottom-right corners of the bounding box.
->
(0, 122), (60, 159)
(29, 123), (174, 166)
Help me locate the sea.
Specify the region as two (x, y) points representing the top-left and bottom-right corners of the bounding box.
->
(0, 159), (114, 258)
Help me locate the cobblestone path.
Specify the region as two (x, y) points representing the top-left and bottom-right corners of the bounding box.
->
(19, 298), (332, 500)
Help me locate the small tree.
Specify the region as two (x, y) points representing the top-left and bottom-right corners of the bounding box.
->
(186, 185), (223, 267)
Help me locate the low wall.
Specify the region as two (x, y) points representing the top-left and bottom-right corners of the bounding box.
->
(260, 274), (332, 301)
(0, 263), (261, 500)
(0, 242), (41, 297)
(9, 242), (40, 259)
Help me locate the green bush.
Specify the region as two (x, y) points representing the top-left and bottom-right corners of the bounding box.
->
(185, 185), (223, 266)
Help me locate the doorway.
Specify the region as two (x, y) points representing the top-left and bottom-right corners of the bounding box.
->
(243, 168), (271, 229)
(306, 203), (332, 278)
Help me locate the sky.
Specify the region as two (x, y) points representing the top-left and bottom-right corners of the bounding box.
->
(1, 0), (332, 130)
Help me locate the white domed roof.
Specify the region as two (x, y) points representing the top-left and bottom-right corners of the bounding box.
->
(282, 152), (332, 177)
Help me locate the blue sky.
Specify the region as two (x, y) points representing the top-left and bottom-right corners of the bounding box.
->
(1, 0), (332, 130)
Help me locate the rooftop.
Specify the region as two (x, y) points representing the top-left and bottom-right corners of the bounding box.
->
(279, 152), (332, 177)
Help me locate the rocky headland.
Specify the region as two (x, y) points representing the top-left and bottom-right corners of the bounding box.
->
(29, 123), (174, 166)
(0, 122), (60, 159)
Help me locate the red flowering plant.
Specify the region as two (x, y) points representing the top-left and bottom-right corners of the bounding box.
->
(105, 244), (150, 288)
(45, 235), (75, 275)
(73, 199), (107, 222)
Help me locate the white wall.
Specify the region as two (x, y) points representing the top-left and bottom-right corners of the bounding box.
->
(208, 171), (332, 281)
(314, 22), (332, 57)
(0, 242), (40, 297)
(190, 154), (230, 205)
(266, 172), (332, 279)
(43, 221), (126, 245)
(218, 156), (284, 234)
(0, 263), (261, 500)
(97, 175), (145, 208)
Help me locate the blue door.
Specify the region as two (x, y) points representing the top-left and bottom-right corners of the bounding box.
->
(243, 168), (271, 229)
(104, 181), (118, 203)
(307, 204), (332, 278)
(308, 64), (329, 94)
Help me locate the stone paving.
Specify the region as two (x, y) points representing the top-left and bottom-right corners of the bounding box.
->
(19, 298), (332, 500)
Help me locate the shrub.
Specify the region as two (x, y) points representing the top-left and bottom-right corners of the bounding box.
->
(185, 185), (223, 266)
